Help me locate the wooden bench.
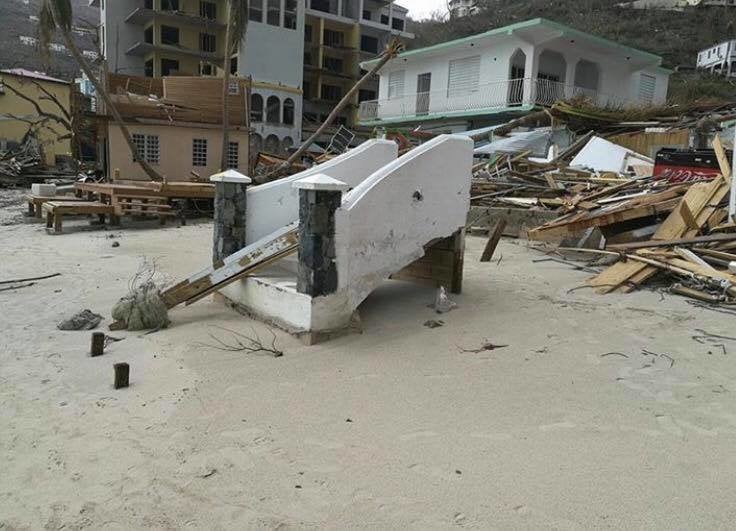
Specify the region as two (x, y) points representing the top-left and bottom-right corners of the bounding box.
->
(111, 194), (176, 225)
(42, 201), (114, 234)
(25, 195), (81, 219)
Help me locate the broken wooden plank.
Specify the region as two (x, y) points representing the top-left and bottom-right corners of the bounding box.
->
(480, 219), (507, 262)
(161, 223), (299, 309)
(606, 232), (736, 251)
(589, 176), (731, 293)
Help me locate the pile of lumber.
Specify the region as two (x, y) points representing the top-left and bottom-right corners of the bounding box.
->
(0, 135), (42, 186)
(525, 135), (736, 305)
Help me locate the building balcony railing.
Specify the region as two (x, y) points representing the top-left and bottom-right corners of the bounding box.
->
(125, 2), (225, 29)
(126, 41), (222, 63)
(358, 78), (629, 123)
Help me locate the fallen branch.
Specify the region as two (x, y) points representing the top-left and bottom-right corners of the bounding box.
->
(0, 272), (60, 285)
(200, 325), (283, 357)
(0, 282), (35, 292)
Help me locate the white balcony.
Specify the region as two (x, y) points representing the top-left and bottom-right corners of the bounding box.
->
(359, 78), (628, 124)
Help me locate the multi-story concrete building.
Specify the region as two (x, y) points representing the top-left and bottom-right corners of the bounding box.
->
(449, 0), (480, 18)
(93, 0), (412, 150)
(302, 0), (414, 132)
(93, 0), (305, 150)
(696, 40), (736, 77)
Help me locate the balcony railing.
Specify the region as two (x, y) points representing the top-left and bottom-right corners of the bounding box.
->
(359, 78), (629, 123)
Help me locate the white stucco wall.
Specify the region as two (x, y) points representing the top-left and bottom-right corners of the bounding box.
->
(333, 134), (473, 313)
(245, 139), (398, 243)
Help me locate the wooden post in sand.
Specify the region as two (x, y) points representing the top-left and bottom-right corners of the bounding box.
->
(113, 363), (130, 389)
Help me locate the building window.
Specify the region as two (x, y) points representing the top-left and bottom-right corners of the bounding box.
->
(199, 33), (216, 53)
(323, 29), (344, 48)
(264, 134), (280, 154)
(323, 56), (343, 73)
(282, 136), (294, 152)
(305, 25), (312, 42)
(284, 0), (297, 30)
(321, 84), (342, 101)
(361, 35), (379, 54)
(283, 98), (295, 125)
(388, 70), (404, 99)
(249, 0), (263, 22)
(200, 63), (214, 76)
(192, 138), (208, 167)
(132, 134), (159, 164)
(144, 59), (154, 78)
(227, 141), (239, 169)
(161, 58), (179, 76)
(380, 14), (389, 24)
(362, 9), (372, 20)
(145, 135), (160, 165)
(160, 25), (179, 45)
(639, 73), (656, 104)
(161, 0), (179, 11)
(303, 81), (310, 99)
(267, 0), (280, 26)
(266, 95), (280, 123)
(250, 94), (264, 122)
(230, 56), (238, 74)
(199, 1), (217, 20)
(144, 26), (153, 44)
(228, 80), (239, 95)
(145, 0), (153, 7)
(392, 18), (405, 32)
(447, 56), (481, 97)
(358, 89), (376, 102)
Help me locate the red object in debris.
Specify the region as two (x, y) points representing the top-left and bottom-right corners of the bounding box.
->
(653, 148), (732, 183)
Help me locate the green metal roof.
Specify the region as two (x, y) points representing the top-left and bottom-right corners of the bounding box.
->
(363, 18), (664, 68)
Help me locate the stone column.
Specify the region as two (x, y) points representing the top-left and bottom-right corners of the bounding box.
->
(210, 169), (252, 266)
(293, 174), (349, 297)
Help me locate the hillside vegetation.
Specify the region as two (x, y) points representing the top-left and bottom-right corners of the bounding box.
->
(408, 0), (736, 102)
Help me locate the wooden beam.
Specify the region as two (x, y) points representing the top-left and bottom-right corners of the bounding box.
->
(606, 232), (736, 251)
(480, 219), (507, 262)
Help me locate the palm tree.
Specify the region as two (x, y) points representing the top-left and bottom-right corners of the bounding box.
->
(220, 0), (249, 171)
(39, 0), (164, 181)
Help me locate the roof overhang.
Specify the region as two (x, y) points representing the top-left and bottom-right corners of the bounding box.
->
(361, 18), (664, 70)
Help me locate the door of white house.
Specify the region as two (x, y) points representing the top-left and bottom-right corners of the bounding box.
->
(416, 73), (432, 115)
(508, 64), (525, 106)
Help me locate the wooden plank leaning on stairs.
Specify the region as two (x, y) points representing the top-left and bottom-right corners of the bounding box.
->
(161, 223), (299, 309)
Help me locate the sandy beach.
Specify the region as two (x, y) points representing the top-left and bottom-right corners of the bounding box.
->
(1, 201), (736, 529)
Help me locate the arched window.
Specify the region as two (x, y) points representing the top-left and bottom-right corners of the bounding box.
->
(266, 96), (280, 123)
(264, 134), (280, 154)
(282, 98), (295, 125)
(281, 136), (294, 153)
(250, 94), (263, 122)
(250, 133), (263, 155)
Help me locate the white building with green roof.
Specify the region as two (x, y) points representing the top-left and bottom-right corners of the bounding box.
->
(358, 18), (671, 129)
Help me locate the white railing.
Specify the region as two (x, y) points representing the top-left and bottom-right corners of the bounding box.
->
(359, 78), (629, 122)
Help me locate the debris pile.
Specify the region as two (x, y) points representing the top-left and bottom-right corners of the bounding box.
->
(0, 135), (42, 185)
(468, 99), (736, 306)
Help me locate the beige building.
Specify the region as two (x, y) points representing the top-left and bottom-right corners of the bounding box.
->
(107, 122), (250, 182)
(0, 69), (72, 166)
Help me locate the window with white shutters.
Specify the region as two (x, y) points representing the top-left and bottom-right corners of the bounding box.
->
(447, 56), (481, 97)
(388, 70), (405, 99)
(639, 73), (656, 104)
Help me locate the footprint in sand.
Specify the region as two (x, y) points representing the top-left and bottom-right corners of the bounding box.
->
(539, 421), (576, 432)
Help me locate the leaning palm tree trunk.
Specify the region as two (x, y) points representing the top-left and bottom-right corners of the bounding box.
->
(271, 39), (404, 176)
(220, 0), (249, 171)
(41, 0), (164, 181)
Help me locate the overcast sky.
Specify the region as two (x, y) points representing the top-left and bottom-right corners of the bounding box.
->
(397, 0), (449, 20)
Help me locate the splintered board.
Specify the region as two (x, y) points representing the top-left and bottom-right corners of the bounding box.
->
(589, 176), (730, 294)
(161, 224), (298, 309)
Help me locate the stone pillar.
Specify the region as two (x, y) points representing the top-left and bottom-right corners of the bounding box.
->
(210, 169), (252, 266)
(293, 174), (349, 297)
